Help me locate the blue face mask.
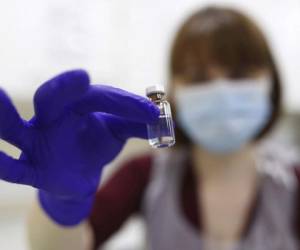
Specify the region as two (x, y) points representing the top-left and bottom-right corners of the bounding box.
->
(174, 76), (272, 154)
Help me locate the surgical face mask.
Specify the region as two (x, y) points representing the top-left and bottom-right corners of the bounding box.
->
(174, 76), (272, 154)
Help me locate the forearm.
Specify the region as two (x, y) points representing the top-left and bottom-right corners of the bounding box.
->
(27, 197), (94, 250)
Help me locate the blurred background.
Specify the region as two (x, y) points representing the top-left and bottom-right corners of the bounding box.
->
(0, 0), (299, 249)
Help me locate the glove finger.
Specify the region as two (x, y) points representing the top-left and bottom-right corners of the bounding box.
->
(73, 85), (160, 124)
(0, 151), (35, 186)
(33, 69), (90, 126)
(97, 113), (149, 140)
(0, 89), (34, 151)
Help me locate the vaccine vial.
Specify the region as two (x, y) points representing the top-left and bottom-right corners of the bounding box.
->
(146, 85), (175, 148)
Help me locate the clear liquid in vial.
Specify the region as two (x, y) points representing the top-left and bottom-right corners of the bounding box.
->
(147, 114), (175, 148)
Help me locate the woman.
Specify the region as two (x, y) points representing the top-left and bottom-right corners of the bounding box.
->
(27, 6), (300, 250)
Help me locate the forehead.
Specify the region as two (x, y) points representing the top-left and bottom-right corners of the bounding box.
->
(173, 66), (271, 86)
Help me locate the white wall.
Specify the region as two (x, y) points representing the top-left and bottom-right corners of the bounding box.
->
(0, 0), (299, 107)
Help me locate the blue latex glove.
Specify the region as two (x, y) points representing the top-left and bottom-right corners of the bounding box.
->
(0, 69), (159, 226)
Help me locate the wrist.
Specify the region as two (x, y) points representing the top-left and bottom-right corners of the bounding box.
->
(38, 190), (95, 226)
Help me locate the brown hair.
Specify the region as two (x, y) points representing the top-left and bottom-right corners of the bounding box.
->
(168, 6), (282, 146)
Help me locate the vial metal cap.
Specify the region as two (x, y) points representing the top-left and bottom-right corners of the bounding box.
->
(146, 85), (165, 96)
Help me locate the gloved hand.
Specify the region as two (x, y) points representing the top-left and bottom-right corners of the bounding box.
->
(0, 69), (159, 226)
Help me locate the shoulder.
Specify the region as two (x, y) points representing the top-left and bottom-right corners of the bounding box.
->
(125, 153), (153, 167)
(100, 153), (155, 192)
(117, 149), (185, 181)
(255, 140), (300, 189)
(119, 153), (154, 178)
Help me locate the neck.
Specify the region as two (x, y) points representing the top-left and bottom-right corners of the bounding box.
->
(192, 145), (258, 183)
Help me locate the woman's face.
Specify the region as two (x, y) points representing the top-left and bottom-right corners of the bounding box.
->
(172, 66), (272, 155)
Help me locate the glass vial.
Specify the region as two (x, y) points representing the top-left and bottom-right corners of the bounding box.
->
(146, 85), (175, 148)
